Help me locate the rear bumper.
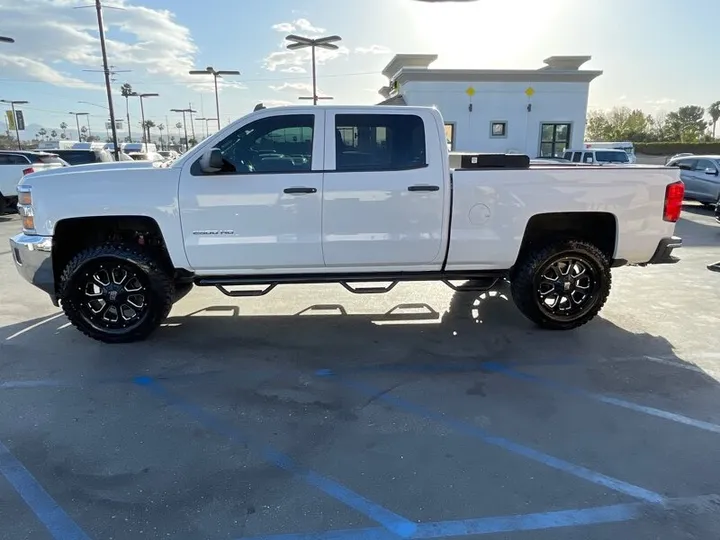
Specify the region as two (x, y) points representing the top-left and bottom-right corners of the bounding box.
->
(645, 236), (682, 265)
(9, 234), (56, 302)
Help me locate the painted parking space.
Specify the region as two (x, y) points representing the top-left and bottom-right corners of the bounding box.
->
(1, 207), (720, 539)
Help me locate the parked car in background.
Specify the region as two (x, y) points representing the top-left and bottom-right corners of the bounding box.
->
(128, 151), (165, 163)
(666, 155), (720, 207)
(563, 149), (630, 165)
(47, 148), (114, 166)
(583, 141), (637, 163)
(0, 151), (65, 213)
(158, 150), (179, 161)
(665, 152), (694, 165)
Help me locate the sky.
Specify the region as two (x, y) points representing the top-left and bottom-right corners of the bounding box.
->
(0, 0), (718, 137)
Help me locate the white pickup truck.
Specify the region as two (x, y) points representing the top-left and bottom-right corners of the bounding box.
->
(9, 105), (684, 343)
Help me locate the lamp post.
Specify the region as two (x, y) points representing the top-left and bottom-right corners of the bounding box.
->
(285, 34), (341, 105)
(0, 37), (14, 44)
(131, 92), (159, 149)
(188, 66), (240, 130)
(195, 117), (218, 139)
(69, 111), (89, 141)
(171, 108), (196, 151)
(1, 99), (28, 149)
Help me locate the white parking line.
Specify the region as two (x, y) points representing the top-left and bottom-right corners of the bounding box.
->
(4, 313), (64, 341)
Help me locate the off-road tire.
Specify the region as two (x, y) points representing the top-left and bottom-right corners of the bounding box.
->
(0, 195), (6, 215)
(510, 239), (611, 330)
(59, 243), (174, 343)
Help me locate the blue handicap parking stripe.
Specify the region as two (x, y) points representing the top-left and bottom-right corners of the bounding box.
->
(237, 495), (719, 540)
(480, 362), (720, 435)
(330, 376), (664, 504)
(135, 376), (417, 538)
(0, 440), (91, 540)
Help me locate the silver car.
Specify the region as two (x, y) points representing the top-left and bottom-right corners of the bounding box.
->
(666, 154), (720, 207)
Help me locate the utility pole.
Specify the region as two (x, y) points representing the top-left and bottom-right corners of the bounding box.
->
(188, 102), (196, 141)
(94, 0), (120, 160)
(285, 34), (341, 105)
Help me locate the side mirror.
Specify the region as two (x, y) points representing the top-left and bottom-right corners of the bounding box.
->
(199, 148), (223, 173)
(705, 167), (719, 176)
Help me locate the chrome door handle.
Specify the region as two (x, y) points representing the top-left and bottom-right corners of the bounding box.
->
(408, 185), (440, 192)
(283, 187), (317, 194)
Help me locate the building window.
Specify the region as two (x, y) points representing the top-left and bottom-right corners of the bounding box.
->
(444, 123), (455, 150)
(539, 123), (571, 158)
(334, 114), (426, 171)
(490, 121), (507, 138)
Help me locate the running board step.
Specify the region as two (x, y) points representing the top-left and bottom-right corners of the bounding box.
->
(215, 284), (277, 297)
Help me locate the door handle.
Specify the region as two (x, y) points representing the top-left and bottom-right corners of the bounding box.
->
(407, 185), (440, 192)
(283, 187), (317, 194)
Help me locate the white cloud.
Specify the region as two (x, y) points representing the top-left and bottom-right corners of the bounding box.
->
(270, 82), (313, 93)
(281, 66), (307, 74)
(0, 0), (243, 94)
(646, 98), (676, 106)
(263, 44), (349, 72)
(355, 45), (391, 55)
(272, 18), (326, 34)
(258, 99), (294, 108)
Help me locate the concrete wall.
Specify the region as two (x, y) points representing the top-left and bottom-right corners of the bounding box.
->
(400, 80), (590, 157)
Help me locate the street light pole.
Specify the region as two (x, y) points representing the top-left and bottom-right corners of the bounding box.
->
(69, 112), (89, 141)
(131, 92), (159, 149)
(94, 0), (120, 160)
(0, 36), (14, 44)
(188, 66), (240, 130)
(1, 99), (27, 150)
(171, 108), (196, 152)
(285, 34), (341, 105)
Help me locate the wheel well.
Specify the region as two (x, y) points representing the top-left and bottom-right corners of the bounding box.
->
(52, 216), (174, 288)
(516, 212), (617, 263)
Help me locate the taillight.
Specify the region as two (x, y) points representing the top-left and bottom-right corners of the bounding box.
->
(663, 181), (684, 222)
(22, 167), (34, 175)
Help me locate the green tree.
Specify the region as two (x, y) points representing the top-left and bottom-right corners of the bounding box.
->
(50, 130), (58, 140)
(141, 119), (155, 143)
(585, 107), (653, 141)
(59, 122), (68, 137)
(157, 123), (165, 150)
(38, 128), (47, 140)
(80, 125), (88, 142)
(664, 105), (707, 142)
(709, 101), (720, 139)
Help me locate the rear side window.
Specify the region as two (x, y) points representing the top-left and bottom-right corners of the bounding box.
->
(52, 151), (98, 165)
(334, 114), (426, 172)
(0, 154), (29, 165)
(571, 152), (582, 163)
(595, 151), (629, 163)
(32, 155), (64, 165)
(582, 152), (594, 163)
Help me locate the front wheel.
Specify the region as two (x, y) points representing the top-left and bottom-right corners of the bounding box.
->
(510, 240), (611, 330)
(59, 244), (174, 343)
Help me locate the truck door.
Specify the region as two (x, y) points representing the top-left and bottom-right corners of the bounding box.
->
(178, 111), (325, 272)
(322, 111), (445, 267)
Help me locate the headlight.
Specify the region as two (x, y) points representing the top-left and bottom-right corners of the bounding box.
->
(17, 186), (35, 233)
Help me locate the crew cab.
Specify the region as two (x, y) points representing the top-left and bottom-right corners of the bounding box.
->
(9, 106), (684, 343)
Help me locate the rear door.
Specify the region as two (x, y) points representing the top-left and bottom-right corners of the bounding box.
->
(322, 111), (445, 268)
(672, 159), (698, 198)
(691, 159), (720, 203)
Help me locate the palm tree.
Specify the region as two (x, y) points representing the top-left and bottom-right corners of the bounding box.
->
(709, 101), (720, 139)
(38, 128), (47, 140)
(59, 122), (68, 137)
(50, 130), (58, 140)
(60, 133), (67, 140)
(120, 82), (134, 142)
(140, 119), (155, 144)
(157, 123), (165, 150)
(80, 125), (88, 142)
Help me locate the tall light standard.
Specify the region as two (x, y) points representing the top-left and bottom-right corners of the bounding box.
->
(1, 99), (27, 149)
(195, 117), (218, 139)
(131, 92), (158, 148)
(69, 111), (89, 141)
(0, 37), (14, 44)
(171, 108), (195, 151)
(188, 67), (240, 131)
(285, 34), (341, 105)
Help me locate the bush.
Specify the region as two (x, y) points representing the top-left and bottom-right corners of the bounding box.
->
(635, 142), (720, 156)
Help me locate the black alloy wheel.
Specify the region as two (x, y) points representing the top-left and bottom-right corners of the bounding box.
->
(535, 256), (598, 321)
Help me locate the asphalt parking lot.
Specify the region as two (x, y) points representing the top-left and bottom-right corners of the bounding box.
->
(1, 206), (720, 540)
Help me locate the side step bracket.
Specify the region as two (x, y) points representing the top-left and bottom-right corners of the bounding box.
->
(215, 284), (277, 297)
(340, 281), (398, 294)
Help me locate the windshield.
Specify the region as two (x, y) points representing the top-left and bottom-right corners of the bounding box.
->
(595, 151), (629, 163)
(32, 154), (64, 165)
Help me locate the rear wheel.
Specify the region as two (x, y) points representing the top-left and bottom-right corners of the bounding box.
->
(510, 240), (611, 330)
(59, 244), (174, 343)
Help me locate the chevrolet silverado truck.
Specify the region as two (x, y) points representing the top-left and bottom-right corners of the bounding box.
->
(9, 106), (684, 343)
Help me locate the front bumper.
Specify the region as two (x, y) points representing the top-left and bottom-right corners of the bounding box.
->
(9, 234), (56, 301)
(645, 236), (682, 265)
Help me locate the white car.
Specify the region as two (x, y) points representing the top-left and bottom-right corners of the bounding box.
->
(563, 149), (630, 165)
(10, 105), (683, 343)
(0, 151), (65, 213)
(128, 151), (165, 163)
